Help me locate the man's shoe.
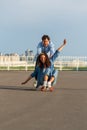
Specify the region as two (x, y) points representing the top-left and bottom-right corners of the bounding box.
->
(33, 81), (37, 87)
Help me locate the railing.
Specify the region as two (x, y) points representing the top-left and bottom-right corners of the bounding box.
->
(0, 56), (87, 71)
(54, 56), (87, 71)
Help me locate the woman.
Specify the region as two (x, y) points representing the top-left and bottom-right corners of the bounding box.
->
(21, 39), (67, 92)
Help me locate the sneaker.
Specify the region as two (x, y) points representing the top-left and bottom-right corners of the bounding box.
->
(46, 86), (54, 92)
(41, 86), (44, 90)
(41, 86), (47, 92)
(41, 86), (54, 92)
(49, 86), (54, 92)
(33, 81), (37, 87)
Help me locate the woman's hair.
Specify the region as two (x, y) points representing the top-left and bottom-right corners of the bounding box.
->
(41, 35), (50, 41)
(36, 53), (51, 68)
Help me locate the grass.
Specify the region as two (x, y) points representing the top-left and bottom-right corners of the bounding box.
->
(55, 66), (87, 71)
(0, 66), (87, 71)
(0, 66), (35, 71)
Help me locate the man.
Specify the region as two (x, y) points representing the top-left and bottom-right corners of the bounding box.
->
(35, 34), (55, 59)
(34, 35), (55, 87)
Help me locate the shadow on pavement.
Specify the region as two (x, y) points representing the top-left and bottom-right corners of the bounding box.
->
(0, 85), (87, 92)
(0, 85), (36, 91)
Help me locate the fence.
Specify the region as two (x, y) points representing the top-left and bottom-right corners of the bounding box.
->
(0, 56), (87, 71)
(54, 56), (87, 71)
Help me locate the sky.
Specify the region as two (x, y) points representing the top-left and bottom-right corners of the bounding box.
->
(0, 0), (87, 56)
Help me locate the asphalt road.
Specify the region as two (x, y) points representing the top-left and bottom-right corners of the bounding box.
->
(0, 71), (87, 130)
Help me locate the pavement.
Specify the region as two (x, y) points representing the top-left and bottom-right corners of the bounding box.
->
(0, 71), (87, 130)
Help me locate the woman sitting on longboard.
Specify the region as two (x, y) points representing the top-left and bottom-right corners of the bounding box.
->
(21, 39), (67, 92)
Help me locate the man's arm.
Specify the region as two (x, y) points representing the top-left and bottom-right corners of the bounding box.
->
(37, 42), (42, 55)
(49, 42), (55, 57)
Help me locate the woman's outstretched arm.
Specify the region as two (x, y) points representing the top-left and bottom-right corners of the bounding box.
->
(50, 39), (67, 63)
(57, 39), (67, 52)
(21, 75), (32, 85)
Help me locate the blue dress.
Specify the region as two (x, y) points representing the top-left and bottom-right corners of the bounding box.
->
(31, 50), (60, 87)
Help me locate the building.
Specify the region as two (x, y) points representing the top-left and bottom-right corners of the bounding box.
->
(25, 49), (34, 63)
(0, 53), (27, 67)
(25, 49), (34, 56)
(0, 53), (20, 62)
(0, 49), (35, 63)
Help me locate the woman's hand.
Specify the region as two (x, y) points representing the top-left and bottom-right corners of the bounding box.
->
(63, 39), (67, 45)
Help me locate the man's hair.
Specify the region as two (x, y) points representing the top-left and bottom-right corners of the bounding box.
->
(41, 35), (50, 41)
(36, 53), (51, 68)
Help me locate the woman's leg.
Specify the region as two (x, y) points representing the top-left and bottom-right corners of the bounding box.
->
(41, 75), (55, 92)
(47, 69), (58, 91)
